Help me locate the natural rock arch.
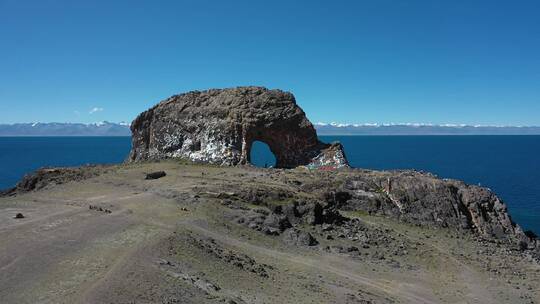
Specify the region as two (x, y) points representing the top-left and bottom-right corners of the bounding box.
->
(128, 86), (348, 169)
(248, 140), (276, 167)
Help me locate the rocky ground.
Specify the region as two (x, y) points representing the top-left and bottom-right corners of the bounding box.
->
(1, 160), (539, 303)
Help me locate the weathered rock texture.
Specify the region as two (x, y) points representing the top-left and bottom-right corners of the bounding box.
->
(329, 170), (537, 250)
(223, 168), (538, 255)
(1, 166), (106, 196)
(128, 87), (348, 168)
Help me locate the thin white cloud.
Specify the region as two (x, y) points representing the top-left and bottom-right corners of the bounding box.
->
(89, 107), (104, 114)
(74, 110), (81, 116)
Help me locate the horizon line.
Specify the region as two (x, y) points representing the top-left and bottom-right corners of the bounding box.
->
(1, 121), (540, 128)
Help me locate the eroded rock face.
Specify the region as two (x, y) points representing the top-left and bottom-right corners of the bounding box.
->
(128, 86), (348, 168)
(335, 170), (537, 250)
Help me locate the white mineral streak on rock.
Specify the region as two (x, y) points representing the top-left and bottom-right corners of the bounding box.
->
(163, 133), (182, 151)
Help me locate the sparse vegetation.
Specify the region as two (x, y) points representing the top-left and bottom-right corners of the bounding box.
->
(1, 162), (538, 303)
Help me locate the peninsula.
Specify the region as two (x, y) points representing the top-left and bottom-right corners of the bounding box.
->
(1, 87), (538, 304)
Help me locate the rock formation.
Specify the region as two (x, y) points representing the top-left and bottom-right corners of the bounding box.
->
(1, 166), (106, 196)
(128, 86), (348, 168)
(334, 170), (537, 250)
(232, 170), (538, 254)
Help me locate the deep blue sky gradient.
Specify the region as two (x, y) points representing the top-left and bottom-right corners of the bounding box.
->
(1, 0), (539, 125)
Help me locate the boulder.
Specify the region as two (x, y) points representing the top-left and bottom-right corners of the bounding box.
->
(283, 229), (318, 246)
(262, 213), (291, 232)
(145, 171), (167, 180)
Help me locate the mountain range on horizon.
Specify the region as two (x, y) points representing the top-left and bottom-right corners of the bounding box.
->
(0, 122), (131, 136)
(1, 121), (540, 136)
(314, 122), (540, 135)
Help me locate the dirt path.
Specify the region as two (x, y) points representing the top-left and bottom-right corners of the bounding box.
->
(0, 187), (179, 303)
(181, 219), (441, 304)
(357, 216), (497, 303)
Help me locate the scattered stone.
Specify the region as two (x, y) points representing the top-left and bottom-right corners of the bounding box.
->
(323, 245), (359, 254)
(145, 171), (167, 180)
(179, 234), (273, 278)
(89, 205), (112, 214)
(283, 228), (318, 246)
(262, 226), (280, 236)
(234, 198), (348, 239)
(262, 213), (291, 231)
(372, 251), (385, 260)
(321, 223), (333, 231)
(163, 268), (221, 293)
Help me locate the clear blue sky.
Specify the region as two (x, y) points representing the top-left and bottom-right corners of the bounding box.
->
(1, 0), (539, 125)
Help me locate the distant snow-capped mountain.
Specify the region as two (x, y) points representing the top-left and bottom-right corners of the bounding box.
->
(314, 122), (540, 135)
(0, 122), (131, 136)
(1, 121), (539, 136)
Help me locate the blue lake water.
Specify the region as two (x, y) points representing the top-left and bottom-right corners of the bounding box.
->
(0, 137), (132, 191)
(1, 136), (539, 234)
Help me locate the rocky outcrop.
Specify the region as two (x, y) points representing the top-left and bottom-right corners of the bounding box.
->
(220, 168), (538, 258)
(1, 166), (106, 196)
(333, 170), (537, 251)
(233, 199), (346, 237)
(128, 86), (348, 169)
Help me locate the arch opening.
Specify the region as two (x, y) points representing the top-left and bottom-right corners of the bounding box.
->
(249, 141), (276, 168)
